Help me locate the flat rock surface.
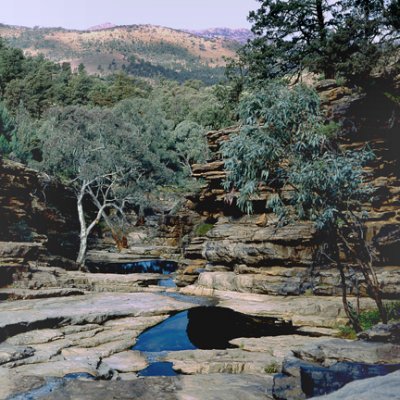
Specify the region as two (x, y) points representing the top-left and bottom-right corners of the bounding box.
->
(163, 348), (278, 374)
(7, 374), (274, 400)
(0, 288), (85, 300)
(103, 350), (147, 373)
(296, 338), (400, 365)
(0, 292), (194, 340)
(229, 335), (332, 361)
(16, 266), (170, 293)
(164, 335), (332, 375)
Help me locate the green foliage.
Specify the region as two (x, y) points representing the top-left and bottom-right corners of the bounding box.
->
(10, 108), (40, 163)
(40, 104), (174, 195)
(221, 81), (373, 229)
(385, 92), (400, 107)
(358, 309), (382, 331)
(172, 121), (209, 172)
(0, 40), (224, 171)
(0, 102), (14, 155)
(150, 80), (234, 130)
(5, 27), (228, 85)
(337, 325), (358, 339)
(237, 0), (400, 83)
(264, 362), (279, 374)
(386, 301), (400, 321)
(195, 223), (215, 237)
(337, 302), (400, 338)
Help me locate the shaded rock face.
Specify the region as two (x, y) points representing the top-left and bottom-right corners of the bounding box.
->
(310, 369), (400, 400)
(180, 81), (400, 298)
(273, 336), (400, 399)
(0, 158), (79, 266)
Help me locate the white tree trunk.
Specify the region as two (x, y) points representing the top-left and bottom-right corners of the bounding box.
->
(76, 193), (88, 265)
(76, 232), (88, 265)
(75, 182), (108, 266)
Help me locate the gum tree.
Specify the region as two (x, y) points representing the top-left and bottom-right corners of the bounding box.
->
(221, 82), (387, 330)
(39, 105), (173, 265)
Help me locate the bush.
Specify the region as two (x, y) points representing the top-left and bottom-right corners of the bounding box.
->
(195, 223), (214, 237)
(337, 302), (400, 339)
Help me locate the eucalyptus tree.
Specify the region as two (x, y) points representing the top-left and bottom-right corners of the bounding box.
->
(171, 121), (209, 174)
(221, 82), (386, 330)
(39, 104), (174, 265)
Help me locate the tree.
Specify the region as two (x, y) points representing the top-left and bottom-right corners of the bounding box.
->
(0, 102), (14, 155)
(221, 82), (387, 331)
(39, 105), (174, 265)
(241, 0), (400, 82)
(171, 121), (209, 173)
(246, 0), (335, 79)
(0, 39), (24, 96)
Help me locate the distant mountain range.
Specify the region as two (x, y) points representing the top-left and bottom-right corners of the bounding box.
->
(0, 23), (244, 84)
(184, 28), (254, 44)
(87, 22), (116, 31)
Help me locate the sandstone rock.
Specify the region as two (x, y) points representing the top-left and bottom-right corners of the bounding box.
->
(295, 338), (400, 366)
(185, 87), (400, 299)
(0, 368), (46, 400)
(196, 271), (310, 296)
(229, 335), (332, 362)
(13, 265), (173, 293)
(86, 249), (162, 263)
(0, 241), (43, 261)
(0, 288), (85, 300)
(311, 370), (400, 399)
(0, 344), (35, 365)
(180, 287), (375, 328)
(203, 240), (313, 267)
(0, 159), (79, 260)
(103, 351), (147, 373)
(12, 359), (109, 379)
(176, 373), (274, 400)
(0, 292), (195, 342)
(6, 374), (274, 400)
(358, 322), (400, 343)
(6, 329), (64, 346)
(164, 348), (278, 375)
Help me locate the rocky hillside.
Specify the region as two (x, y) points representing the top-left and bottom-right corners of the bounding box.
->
(0, 23), (239, 83)
(0, 158), (79, 285)
(179, 79), (400, 298)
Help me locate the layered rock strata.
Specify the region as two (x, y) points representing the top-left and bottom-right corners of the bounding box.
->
(0, 158), (79, 282)
(179, 81), (400, 298)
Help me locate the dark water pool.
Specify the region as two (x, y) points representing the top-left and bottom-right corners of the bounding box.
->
(134, 310), (197, 352)
(87, 260), (178, 275)
(133, 306), (297, 376)
(138, 362), (177, 377)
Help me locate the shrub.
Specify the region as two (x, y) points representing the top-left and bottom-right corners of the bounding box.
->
(195, 223), (214, 237)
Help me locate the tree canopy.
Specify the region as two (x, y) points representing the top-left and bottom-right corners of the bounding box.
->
(239, 0), (400, 82)
(221, 81), (387, 329)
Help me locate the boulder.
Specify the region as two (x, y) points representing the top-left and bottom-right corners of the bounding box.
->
(311, 370), (400, 399)
(358, 322), (400, 344)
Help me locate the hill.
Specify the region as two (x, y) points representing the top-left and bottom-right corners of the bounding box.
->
(185, 28), (253, 44)
(0, 23), (241, 84)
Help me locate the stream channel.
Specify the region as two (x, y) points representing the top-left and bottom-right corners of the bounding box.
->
(10, 259), (398, 400)
(88, 259), (297, 377)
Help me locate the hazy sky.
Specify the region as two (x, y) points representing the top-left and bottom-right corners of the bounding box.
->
(1, 0), (259, 30)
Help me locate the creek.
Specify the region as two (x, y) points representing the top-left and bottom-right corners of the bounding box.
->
(86, 259), (298, 377)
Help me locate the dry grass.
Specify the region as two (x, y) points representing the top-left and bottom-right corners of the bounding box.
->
(0, 24), (238, 75)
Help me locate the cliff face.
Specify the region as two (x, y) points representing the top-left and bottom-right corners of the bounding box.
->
(180, 81), (400, 298)
(0, 158), (79, 284)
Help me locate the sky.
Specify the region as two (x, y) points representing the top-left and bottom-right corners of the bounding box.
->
(1, 0), (259, 30)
